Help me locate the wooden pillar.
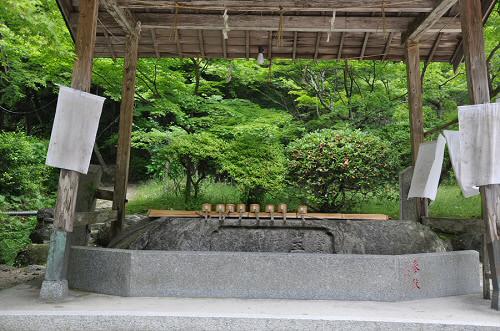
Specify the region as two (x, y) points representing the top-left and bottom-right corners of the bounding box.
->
(111, 23), (141, 238)
(40, 0), (99, 301)
(405, 41), (428, 222)
(459, 0), (499, 310)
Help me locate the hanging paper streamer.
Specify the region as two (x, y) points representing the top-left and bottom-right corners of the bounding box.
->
(443, 130), (479, 197)
(458, 102), (500, 187)
(326, 11), (336, 43)
(46, 86), (105, 174)
(408, 134), (446, 201)
(222, 9), (230, 39)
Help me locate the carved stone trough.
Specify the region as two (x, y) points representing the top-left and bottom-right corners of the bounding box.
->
(68, 218), (480, 301)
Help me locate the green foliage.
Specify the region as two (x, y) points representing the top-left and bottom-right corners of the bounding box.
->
(0, 215), (37, 265)
(287, 129), (396, 211)
(220, 126), (287, 203)
(0, 131), (56, 210)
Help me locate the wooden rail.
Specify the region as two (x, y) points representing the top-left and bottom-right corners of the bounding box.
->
(148, 209), (389, 221)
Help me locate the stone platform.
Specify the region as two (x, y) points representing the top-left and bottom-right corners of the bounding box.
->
(68, 247), (479, 301)
(1, 283), (499, 330)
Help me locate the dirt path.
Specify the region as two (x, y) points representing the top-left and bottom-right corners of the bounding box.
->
(96, 184), (140, 209)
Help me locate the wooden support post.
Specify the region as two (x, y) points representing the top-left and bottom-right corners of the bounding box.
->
(459, 0), (499, 310)
(405, 41), (428, 222)
(40, 0), (99, 301)
(111, 22), (141, 238)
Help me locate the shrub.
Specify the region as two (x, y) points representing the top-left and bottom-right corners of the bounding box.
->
(0, 131), (56, 210)
(0, 215), (37, 265)
(287, 129), (396, 211)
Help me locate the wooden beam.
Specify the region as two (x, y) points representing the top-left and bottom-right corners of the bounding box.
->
(42, 0), (99, 301)
(198, 30), (205, 58)
(151, 29), (160, 58)
(245, 30), (249, 59)
(403, 0), (457, 44)
(111, 22), (141, 237)
(459, 0), (498, 310)
(382, 32), (394, 60)
(360, 32), (370, 59)
(292, 31), (298, 60)
(113, 0), (451, 13)
(314, 32), (321, 60)
(451, 0), (496, 69)
(405, 41), (428, 222)
(337, 32), (345, 60)
(126, 14), (461, 33)
(268, 31), (273, 59)
(101, 0), (138, 36)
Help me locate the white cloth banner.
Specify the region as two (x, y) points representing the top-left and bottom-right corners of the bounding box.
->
(443, 130), (480, 197)
(458, 102), (500, 188)
(46, 86), (105, 174)
(408, 134), (446, 201)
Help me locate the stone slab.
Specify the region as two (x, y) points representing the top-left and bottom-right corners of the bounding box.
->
(400, 166), (419, 221)
(68, 247), (480, 301)
(1, 285), (499, 331)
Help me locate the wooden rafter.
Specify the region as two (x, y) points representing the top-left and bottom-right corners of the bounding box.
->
(176, 30), (182, 56)
(337, 32), (345, 60)
(403, 0), (457, 44)
(314, 32), (321, 60)
(151, 29), (160, 58)
(426, 32), (443, 64)
(113, 0), (451, 13)
(245, 30), (249, 59)
(120, 14), (461, 33)
(360, 32), (370, 59)
(103, 29), (116, 59)
(198, 30), (205, 58)
(382, 32), (394, 60)
(221, 30), (227, 58)
(292, 31), (298, 60)
(101, 0), (138, 36)
(268, 31), (273, 59)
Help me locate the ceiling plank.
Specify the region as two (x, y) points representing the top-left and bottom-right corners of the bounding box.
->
(402, 0), (457, 44)
(101, 0), (138, 36)
(98, 14), (461, 34)
(112, 0), (446, 13)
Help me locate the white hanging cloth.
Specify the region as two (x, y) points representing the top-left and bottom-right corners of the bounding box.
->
(408, 134), (446, 201)
(458, 102), (500, 188)
(46, 85), (105, 174)
(442, 130), (480, 197)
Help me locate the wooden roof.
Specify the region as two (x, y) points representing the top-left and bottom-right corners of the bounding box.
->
(56, 0), (497, 64)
